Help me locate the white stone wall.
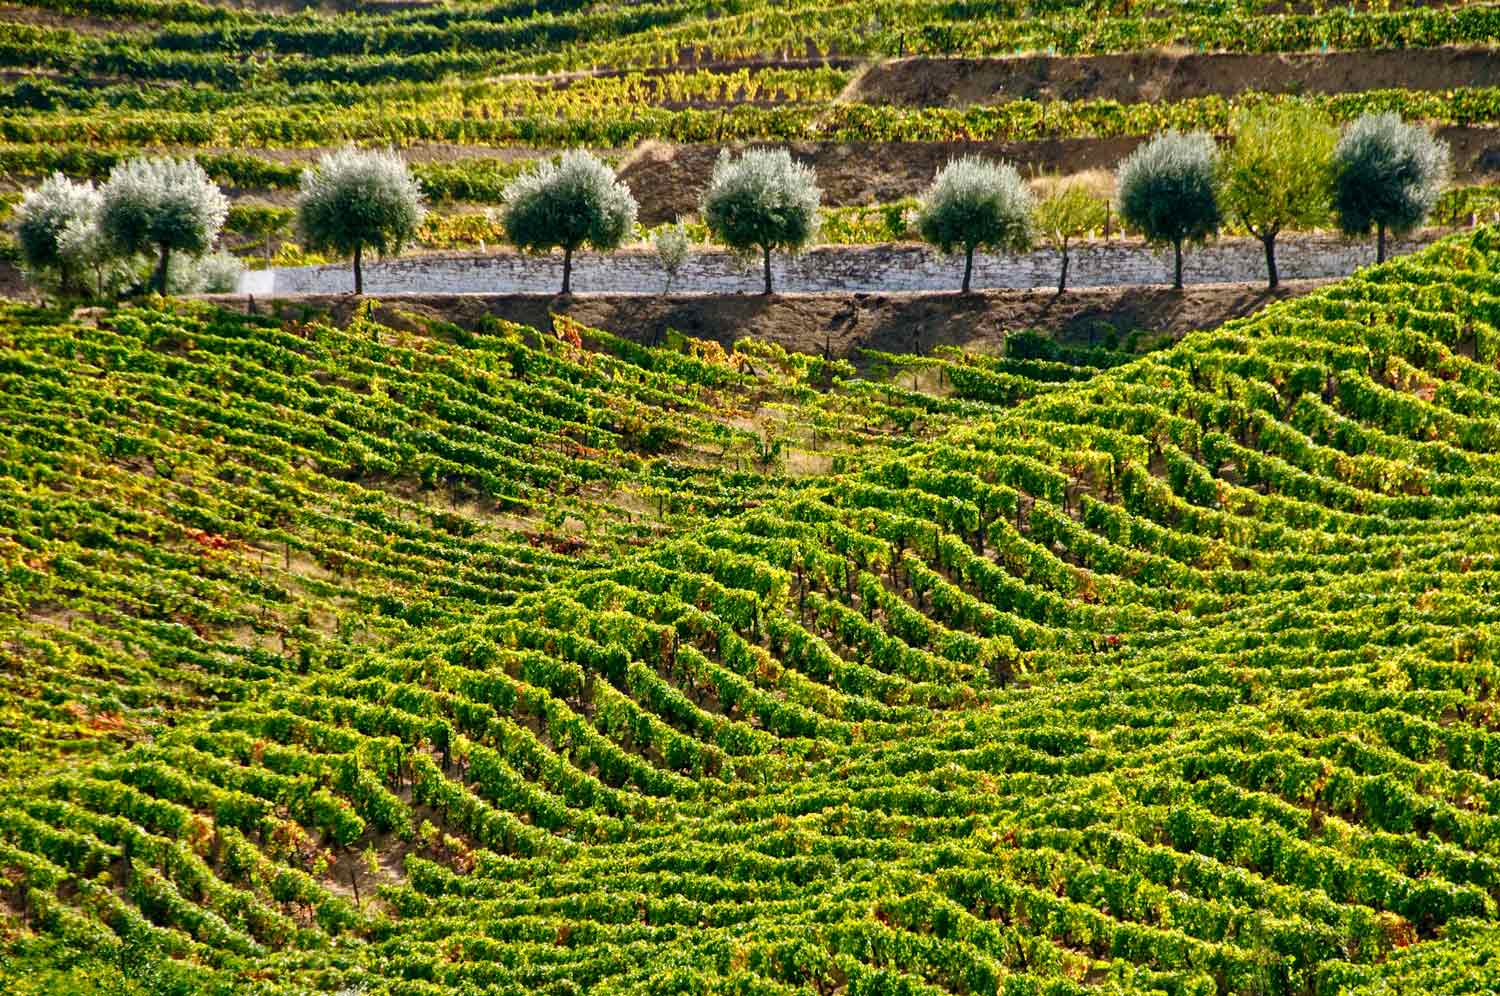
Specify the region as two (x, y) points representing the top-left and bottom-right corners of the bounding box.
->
(242, 234), (1433, 296)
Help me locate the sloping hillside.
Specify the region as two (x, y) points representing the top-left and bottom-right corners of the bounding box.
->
(0, 298), (1021, 778)
(5, 231), (1500, 993)
(3, 0), (1499, 264)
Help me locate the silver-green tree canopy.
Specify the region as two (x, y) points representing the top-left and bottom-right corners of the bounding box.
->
(1219, 104), (1338, 288)
(1332, 112), (1450, 263)
(501, 150), (637, 295)
(298, 147), (426, 295)
(916, 156), (1032, 294)
(57, 207), (141, 302)
(15, 172), (101, 298)
(99, 156), (228, 295)
(1117, 131), (1221, 289)
(700, 148), (820, 295)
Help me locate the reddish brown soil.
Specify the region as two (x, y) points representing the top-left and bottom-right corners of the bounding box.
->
(848, 47), (1500, 107)
(0, 3), (140, 32)
(209, 281), (1328, 362)
(622, 128), (1500, 224)
(620, 138), (1142, 223)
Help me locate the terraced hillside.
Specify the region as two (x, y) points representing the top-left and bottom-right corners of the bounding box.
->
(0, 295), (1051, 779)
(6, 225), (1500, 992)
(3, 0), (1499, 261)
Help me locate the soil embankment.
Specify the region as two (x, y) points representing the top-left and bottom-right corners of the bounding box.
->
(622, 128), (1500, 224)
(210, 281), (1327, 361)
(847, 48), (1500, 107)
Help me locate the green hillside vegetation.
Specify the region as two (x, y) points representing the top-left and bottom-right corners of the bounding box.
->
(3, 227), (1500, 991)
(0, 298), (1040, 779)
(3, 0), (1500, 267)
(4, 0), (1499, 81)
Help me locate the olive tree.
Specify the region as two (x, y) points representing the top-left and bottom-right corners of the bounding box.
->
(653, 221), (690, 294)
(100, 156), (228, 295)
(1219, 104), (1338, 288)
(501, 150), (637, 295)
(916, 156), (1032, 294)
(58, 210), (142, 301)
(15, 173), (101, 298)
(1117, 131), (1221, 289)
(701, 148), (820, 295)
(1030, 171), (1110, 294)
(1332, 111), (1450, 263)
(298, 147), (425, 295)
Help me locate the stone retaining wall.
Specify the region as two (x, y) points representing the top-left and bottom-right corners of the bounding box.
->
(239, 234), (1433, 297)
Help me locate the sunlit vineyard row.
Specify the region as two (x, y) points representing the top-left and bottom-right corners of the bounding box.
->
(6, 227), (1500, 992)
(3, 299), (1085, 778)
(3, 1), (1496, 80)
(8, 85), (1500, 151)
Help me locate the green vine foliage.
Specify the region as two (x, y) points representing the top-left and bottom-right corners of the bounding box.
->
(3, 229), (1500, 992)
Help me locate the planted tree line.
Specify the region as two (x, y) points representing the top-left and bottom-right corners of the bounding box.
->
(13, 111), (1451, 300)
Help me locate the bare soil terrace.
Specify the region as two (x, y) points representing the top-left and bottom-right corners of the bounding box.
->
(209, 280), (1329, 361)
(623, 128), (1500, 224)
(848, 47), (1500, 107)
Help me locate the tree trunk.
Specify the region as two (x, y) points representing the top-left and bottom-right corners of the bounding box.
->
(562, 246), (573, 295)
(962, 245), (974, 294)
(1377, 223), (1387, 263)
(762, 246), (773, 295)
(1172, 239), (1184, 290)
(353, 243), (363, 295)
(1262, 233), (1278, 289)
(154, 243), (170, 295)
(1057, 245), (1069, 295)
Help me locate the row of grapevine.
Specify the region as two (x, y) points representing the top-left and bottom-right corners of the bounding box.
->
(8, 229), (1500, 991)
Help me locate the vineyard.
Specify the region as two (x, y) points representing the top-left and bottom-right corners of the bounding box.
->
(2, 218), (1500, 991)
(5, 0), (1500, 991)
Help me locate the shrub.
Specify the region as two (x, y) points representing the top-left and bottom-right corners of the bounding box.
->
(653, 221), (690, 294)
(167, 250), (245, 295)
(99, 156), (228, 295)
(1030, 171), (1110, 294)
(500, 150), (637, 295)
(1219, 104), (1338, 288)
(298, 147), (426, 295)
(700, 148), (820, 295)
(1117, 131), (1221, 289)
(1333, 111), (1450, 262)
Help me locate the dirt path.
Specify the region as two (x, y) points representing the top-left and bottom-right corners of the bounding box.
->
(0, 2), (146, 32)
(212, 281), (1329, 361)
(847, 47), (1500, 108)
